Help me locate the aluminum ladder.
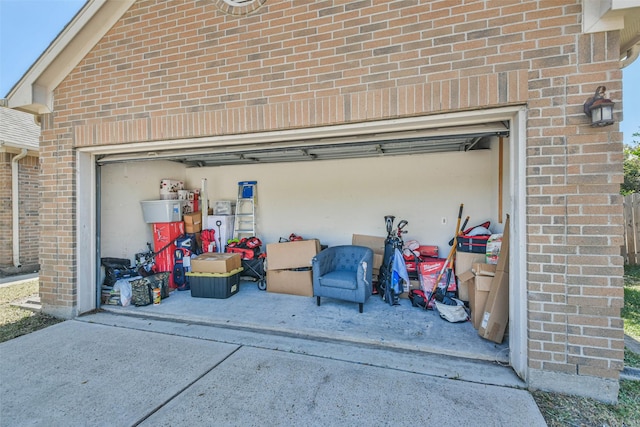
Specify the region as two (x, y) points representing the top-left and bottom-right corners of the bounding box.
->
(233, 181), (257, 239)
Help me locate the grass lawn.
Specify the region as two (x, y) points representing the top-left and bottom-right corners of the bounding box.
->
(0, 279), (62, 343)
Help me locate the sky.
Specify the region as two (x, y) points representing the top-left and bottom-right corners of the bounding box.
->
(0, 0), (638, 143)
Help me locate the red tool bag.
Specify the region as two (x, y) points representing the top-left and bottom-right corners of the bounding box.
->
(417, 258), (457, 309)
(226, 236), (263, 259)
(201, 229), (216, 253)
(454, 220), (491, 253)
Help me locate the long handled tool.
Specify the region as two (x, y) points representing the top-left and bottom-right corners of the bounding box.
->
(216, 220), (223, 253)
(429, 204), (465, 304)
(440, 215), (469, 301)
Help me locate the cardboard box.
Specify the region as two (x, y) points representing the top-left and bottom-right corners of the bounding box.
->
(352, 234), (385, 255)
(495, 216), (510, 273)
(373, 253), (384, 271)
(266, 240), (321, 271)
(183, 211), (201, 225)
(472, 263), (496, 277)
(399, 279), (422, 299)
(478, 270), (509, 340)
(190, 252), (241, 274)
(266, 269), (313, 296)
(478, 215), (510, 342)
(183, 211), (202, 233)
(457, 270), (474, 302)
(469, 275), (493, 329)
(455, 252), (485, 277)
(352, 234), (385, 271)
(185, 222), (201, 234)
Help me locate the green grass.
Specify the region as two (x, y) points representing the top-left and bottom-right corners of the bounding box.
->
(624, 265), (640, 340)
(533, 380), (640, 427)
(0, 279), (62, 343)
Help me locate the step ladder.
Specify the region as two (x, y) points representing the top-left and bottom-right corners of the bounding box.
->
(233, 181), (257, 239)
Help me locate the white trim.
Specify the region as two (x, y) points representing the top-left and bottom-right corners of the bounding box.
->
(80, 106), (520, 158)
(78, 107), (528, 381)
(509, 107), (528, 380)
(76, 151), (97, 314)
(582, 0), (640, 34)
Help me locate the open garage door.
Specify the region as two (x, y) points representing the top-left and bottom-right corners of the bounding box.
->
(92, 117), (509, 167)
(77, 107), (527, 381)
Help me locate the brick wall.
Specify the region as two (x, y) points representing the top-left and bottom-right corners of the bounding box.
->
(40, 0), (624, 396)
(0, 153), (40, 268)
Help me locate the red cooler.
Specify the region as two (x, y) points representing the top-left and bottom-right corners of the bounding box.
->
(152, 221), (185, 289)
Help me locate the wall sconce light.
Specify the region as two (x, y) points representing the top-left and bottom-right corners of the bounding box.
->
(583, 85), (615, 127)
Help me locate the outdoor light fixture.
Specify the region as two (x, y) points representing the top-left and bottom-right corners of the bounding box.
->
(583, 85), (615, 127)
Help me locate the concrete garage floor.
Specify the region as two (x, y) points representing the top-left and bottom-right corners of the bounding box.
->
(101, 278), (510, 365)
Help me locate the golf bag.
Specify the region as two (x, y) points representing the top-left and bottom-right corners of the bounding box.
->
(377, 216), (409, 306)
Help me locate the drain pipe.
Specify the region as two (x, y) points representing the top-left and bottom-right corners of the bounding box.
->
(12, 149), (28, 267)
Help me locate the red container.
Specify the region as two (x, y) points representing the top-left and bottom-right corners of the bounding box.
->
(417, 257), (456, 294)
(418, 245), (439, 258)
(152, 221), (185, 289)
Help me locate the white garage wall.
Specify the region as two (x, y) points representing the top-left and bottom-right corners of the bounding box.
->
(100, 160), (186, 259)
(100, 139), (507, 261)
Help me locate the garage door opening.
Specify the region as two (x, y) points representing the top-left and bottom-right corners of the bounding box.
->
(77, 107), (527, 379)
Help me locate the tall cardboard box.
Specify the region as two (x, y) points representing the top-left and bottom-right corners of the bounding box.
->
(266, 240), (321, 270)
(455, 251), (485, 277)
(352, 234), (385, 275)
(266, 239), (321, 296)
(468, 274), (494, 329)
(478, 215), (510, 343)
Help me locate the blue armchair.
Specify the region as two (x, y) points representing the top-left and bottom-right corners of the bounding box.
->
(312, 245), (373, 313)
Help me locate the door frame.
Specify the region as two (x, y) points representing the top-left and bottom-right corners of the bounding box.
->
(75, 106), (528, 379)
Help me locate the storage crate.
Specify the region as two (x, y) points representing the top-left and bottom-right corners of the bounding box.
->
(186, 267), (243, 298)
(213, 200), (235, 215)
(140, 200), (186, 223)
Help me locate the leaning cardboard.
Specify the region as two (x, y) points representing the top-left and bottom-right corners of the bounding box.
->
(352, 234), (385, 271)
(478, 215), (510, 343)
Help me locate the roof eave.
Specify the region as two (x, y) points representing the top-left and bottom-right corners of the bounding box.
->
(582, 0), (640, 67)
(0, 141), (39, 156)
(4, 0), (135, 115)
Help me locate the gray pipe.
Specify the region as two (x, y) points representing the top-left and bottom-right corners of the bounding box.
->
(12, 148), (28, 267)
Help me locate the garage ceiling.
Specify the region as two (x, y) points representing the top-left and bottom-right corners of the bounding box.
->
(96, 121), (509, 167)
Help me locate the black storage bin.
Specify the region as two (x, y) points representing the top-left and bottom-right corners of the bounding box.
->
(186, 268), (243, 299)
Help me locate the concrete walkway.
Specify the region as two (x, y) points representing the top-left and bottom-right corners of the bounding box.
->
(0, 312), (547, 427)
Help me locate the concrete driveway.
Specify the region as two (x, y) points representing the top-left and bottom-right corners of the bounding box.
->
(0, 312), (547, 426)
